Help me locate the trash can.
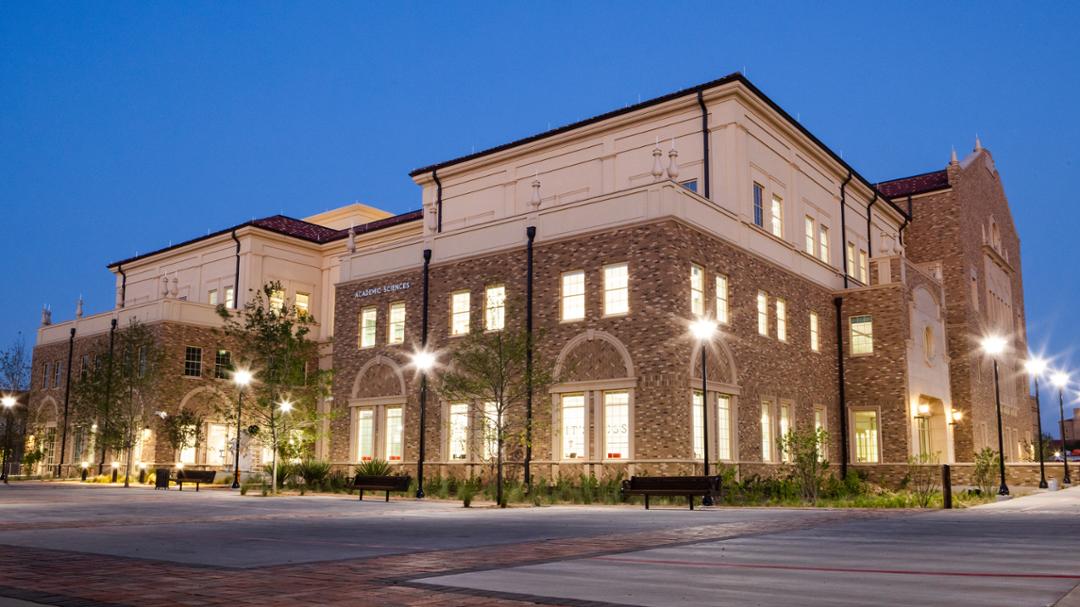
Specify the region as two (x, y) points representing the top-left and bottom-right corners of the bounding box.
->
(1049, 478), (1059, 491)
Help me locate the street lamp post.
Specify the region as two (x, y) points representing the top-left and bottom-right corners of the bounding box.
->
(412, 350), (435, 499)
(1, 395), (16, 483)
(690, 319), (718, 507)
(980, 336), (1009, 496)
(231, 369), (253, 489)
(1051, 372), (1071, 485)
(1025, 358), (1049, 489)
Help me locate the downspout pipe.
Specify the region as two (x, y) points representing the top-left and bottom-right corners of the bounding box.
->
(524, 226), (536, 489)
(865, 193), (878, 258)
(57, 327), (76, 478)
(231, 229), (241, 309)
(898, 195), (912, 246)
(839, 172), (853, 289)
(833, 297), (849, 478)
(432, 170), (443, 233)
(98, 318), (117, 474)
(118, 264), (127, 308)
(696, 91), (711, 199)
(416, 248), (432, 498)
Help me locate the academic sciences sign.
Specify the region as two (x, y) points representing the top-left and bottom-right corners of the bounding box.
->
(352, 281), (411, 299)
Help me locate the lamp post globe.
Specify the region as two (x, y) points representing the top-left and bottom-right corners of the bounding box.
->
(1051, 371), (1071, 485)
(979, 335), (1009, 496)
(690, 319), (718, 507)
(1, 395), (15, 483)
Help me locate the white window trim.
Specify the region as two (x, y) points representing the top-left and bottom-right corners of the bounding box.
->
(603, 263), (630, 317)
(850, 407), (882, 464)
(560, 270), (586, 322)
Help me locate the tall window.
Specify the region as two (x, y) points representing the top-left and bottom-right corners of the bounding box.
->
(810, 312), (820, 352)
(757, 291), (768, 336)
(183, 347), (202, 377)
(561, 271), (585, 321)
(761, 401), (773, 462)
(179, 425), (197, 464)
(561, 394), (586, 459)
(715, 275), (729, 324)
(858, 250), (869, 284)
(717, 394), (732, 461)
(388, 302), (406, 344)
(208, 289), (218, 305)
(482, 402), (498, 461)
(690, 264), (705, 316)
(53, 361), (62, 387)
(357, 409), (374, 461)
(692, 391), (705, 459)
(214, 349), (231, 379)
(804, 216), (815, 254)
(819, 226), (830, 263)
(42, 362), (50, 388)
(360, 307), (377, 348)
(604, 391), (629, 459)
(385, 407), (403, 461)
(846, 242), (857, 279)
(224, 286), (235, 309)
(853, 410), (879, 463)
(776, 298), (787, 342)
(770, 195), (784, 238)
(448, 403), (469, 460)
(753, 182), (764, 227)
(485, 285), (506, 331)
(450, 291), (470, 335)
(603, 264), (629, 316)
(814, 406), (827, 462)
(779, 403), (792, 463)
(295, 293), (310, 318)
(850, 315), (874, 355)
(269, 289), (286, 313)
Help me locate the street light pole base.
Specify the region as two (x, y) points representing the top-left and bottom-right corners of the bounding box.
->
(701, 495), (714, 507)
(415, 489), (425, 499)
(231, 481), (240, 489)
(1039, 479), (1049, 489)
(997, 484), (1010, 497)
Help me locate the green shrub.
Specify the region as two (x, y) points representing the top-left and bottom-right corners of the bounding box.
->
(461, 484), (475, 507)
(297, 459), (332, 486)
(354, 459), (392, 477)
(906, 453), (939, 508)
(972, 448), (998, 496)
(262, 461), (297, 488)
(778, 427), (830, 504)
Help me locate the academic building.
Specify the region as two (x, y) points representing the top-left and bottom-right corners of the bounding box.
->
(24, 73), (1039, 484)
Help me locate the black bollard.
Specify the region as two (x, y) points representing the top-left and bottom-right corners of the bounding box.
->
(942, 464), (952, 509)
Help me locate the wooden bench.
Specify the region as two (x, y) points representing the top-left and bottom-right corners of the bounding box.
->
(353, 474), (411, 501)
(621, 475), (722, 510)
(154, 468), (216, 491)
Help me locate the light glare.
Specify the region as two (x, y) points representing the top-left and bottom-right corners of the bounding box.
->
(1052, 371), (1070, 389)
(412, 350), (436, 371)
(980, 335), (1007, 356)
(1025, 357), (1048, 376)
(233, 368), (253, 387)
(690, 319), (718, 341)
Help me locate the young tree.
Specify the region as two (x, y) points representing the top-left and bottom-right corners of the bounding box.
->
(437, 323), (555, 507)
(162, 409), (206, 464)
(778, 427), (830, 504)
(217, 281), (329, 494)
(1, 334), (31, 480)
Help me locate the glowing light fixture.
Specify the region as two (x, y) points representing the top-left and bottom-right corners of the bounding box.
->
(690, 318), (718, 342)
(980, 335), (1007, 356)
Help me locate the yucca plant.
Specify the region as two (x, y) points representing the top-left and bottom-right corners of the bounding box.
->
(354, 458), (392, 477)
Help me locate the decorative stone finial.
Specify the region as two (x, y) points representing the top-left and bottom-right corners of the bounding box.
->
(161, 275), (170, 297)
(950, 147), (958, 165)
(651, 145), (664, 180)
(75, 296), (83, 319)
(346, 222), (356, 254)
(41, 305), (52, 326)
(530, 175), (542, 209)
(666, 143), (680, 181)
(169, 275), (179, 297)
(424, 201), (438, 233)
(974, 134), (982, 151)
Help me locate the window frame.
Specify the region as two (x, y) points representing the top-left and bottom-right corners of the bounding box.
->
(388, 301), (406, 344)
(756, 291), (769, 336)
(485, 285), (506, 331)
(851, 408), (881, 464)
(295, 292), (311, 318)
(819, 225), (830, 263)
(208, 289), (218, 306)
(776, 298), (787, 342)
(214, 349), (231, 380)
(846, 242), (857, 279)
(560, 393), (587, 460)
(804, 216), (816, 254)
(560, 271), (586, 322)
(810, 311), (820, 352)
(183, 346), (203, 378)
(770, 194), (784, 238)
(715, 275), (729, 325)
(690, 263), (705, 317)
(603, 263), (630, 317)
(450, 290), (471, 336)
(447, 403), (470, 461)
(761, 399), (774, 462)
(359, 306), (378, 348)
(603, 390), (630, 460)
(753, 182), (764, 227)
(850, 315), (874, 356)
(224, 286), (235, 309)
(858, 249), (869, 284)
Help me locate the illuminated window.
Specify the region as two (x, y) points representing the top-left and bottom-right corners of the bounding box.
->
(814, 406), (827, 462)
(269, 289), (286, 313)
(561, 271), (585, 321)
(561, 394), (586, 459)
(770, 195), (784, 238)
(224, 286), (235, 309)
(482, 402), (498, 461)
(715, 275), (729, 324)
(208, 289), (218, 306)
(214, 349), (231, 379)
(485, 285), (505, 331)
(450, 291), (470, 335)
(385, 407), (403, 461)
(183, 346), (202, 377)
(859, 250), (869, 284)
(604, 391), (629, 459)
(819, 226), (830, 263)
(850, 315), (874, 355)
(295, 292), (310, 318)
(448, 403), (469, 460)
(359, 307), (377, 348)
(357, 409), (374, 462)
(757, 291), (768, 336)
(810, 312), (820, 352)
(761, 401), (773, 462)
(205, 423), (229, 466)
(717, 394), (732, 461)
(854, 410), (879, 463)
(179, 425), (197, 464)
(604, 264), (629, 316)
(690, 264), (705, 316)
(846, 242), (857, 279)
(776, 298), (787, 342)
(388, 302), (406, 344)
(692, 391), (705, 459)
(804, 216), (815, 254)
(753, 182), (764, 227)
(779, 403), (792, 463)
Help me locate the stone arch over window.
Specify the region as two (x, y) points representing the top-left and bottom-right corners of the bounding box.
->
(554, 329), (635, 382)
(689, 339), (738, 387)
(352, 355), (407, 399)
(30, 396), (59, 428)
(178, 386), (232, 415)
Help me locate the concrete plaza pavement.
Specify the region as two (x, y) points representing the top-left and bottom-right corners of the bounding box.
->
(0, 482), (1077, 606)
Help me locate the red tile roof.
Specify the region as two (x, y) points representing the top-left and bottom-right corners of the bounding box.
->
(877, 170), (950, 198)
(107, 209), (423, 268)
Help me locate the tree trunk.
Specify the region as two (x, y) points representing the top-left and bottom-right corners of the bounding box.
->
(497, 435), (504, 507)
(123, 428), (133, 488)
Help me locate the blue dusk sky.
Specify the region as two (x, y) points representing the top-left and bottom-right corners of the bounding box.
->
(2, 3), (1078, 432)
